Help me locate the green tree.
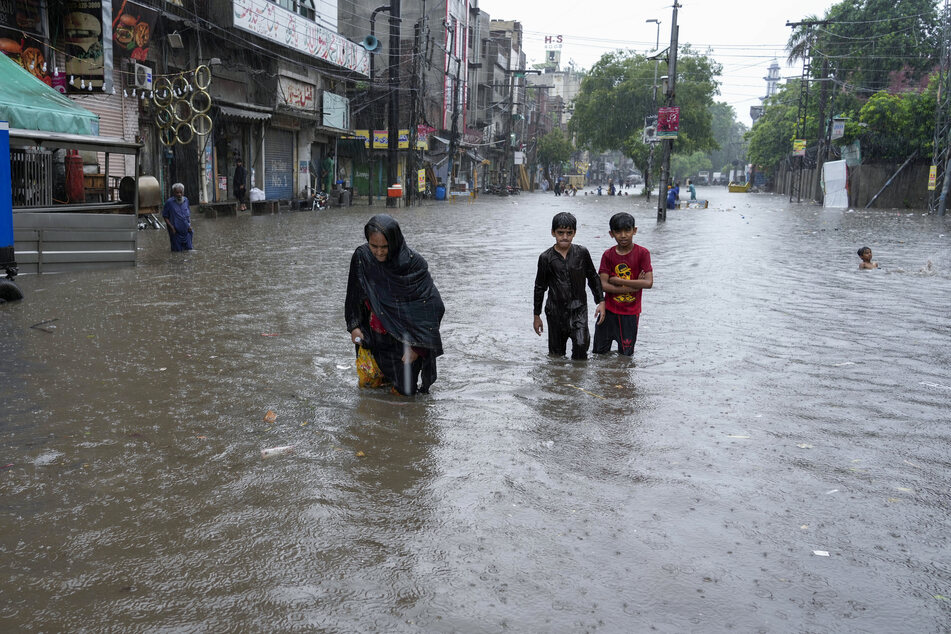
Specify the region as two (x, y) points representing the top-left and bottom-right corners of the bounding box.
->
(746, 82), (800, 175)
(569, 47), (721, 178)
(786, 1), (940, 93)
(671, 151), (713, 182)
(707, 102), (748, 173)
(748, 0), (941, 177)
(536, 129), (573, 179)
(785, 16), (821, 65)
(836, 83), (937, 160)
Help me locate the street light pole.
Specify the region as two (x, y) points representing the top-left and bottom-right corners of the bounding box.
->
(386, 0), (401, 207)
(647, 19), (661, 100)
(646, 18), (660, 203)
(657, 1), (679, 222)
(368, 5), (389, 206)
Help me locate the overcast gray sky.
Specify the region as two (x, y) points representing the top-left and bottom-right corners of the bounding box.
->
(475, 0), (837, 127)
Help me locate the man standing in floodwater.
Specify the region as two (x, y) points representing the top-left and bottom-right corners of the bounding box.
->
(162, 183), (193, 252)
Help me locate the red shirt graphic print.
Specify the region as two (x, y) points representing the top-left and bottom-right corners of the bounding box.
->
(599, 244), (652, 316)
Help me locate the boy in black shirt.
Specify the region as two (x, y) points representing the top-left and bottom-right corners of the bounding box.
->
(533, 212), (605, 359)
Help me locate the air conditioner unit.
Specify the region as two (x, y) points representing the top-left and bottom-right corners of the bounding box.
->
(133, 62), (153, 90)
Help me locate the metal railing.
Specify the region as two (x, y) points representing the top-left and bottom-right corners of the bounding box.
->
(11, 148), (53, 207)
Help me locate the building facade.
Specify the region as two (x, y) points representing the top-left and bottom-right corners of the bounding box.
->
(2, 0), (369, 205)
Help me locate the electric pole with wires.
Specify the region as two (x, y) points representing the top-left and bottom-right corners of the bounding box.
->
(930, 0), (951, 215)
(785, 19), (829, 204)
(656, 1), (679, 222)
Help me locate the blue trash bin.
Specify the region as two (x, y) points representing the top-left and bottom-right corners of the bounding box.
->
(435, 186), (446, 200)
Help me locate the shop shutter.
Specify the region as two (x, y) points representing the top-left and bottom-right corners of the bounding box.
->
(264, 128), (294, 200)
(70, 66), (138, 179)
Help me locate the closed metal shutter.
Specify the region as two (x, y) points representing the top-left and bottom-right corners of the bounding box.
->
(70, 66), (138, 179)
(264, 128), (294, 200)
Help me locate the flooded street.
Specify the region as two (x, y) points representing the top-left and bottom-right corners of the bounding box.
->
(2, 188), (950, 632)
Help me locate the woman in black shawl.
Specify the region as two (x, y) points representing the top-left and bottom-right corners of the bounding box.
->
(345, 215), (445, 395)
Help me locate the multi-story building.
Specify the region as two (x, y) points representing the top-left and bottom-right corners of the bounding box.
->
(2, 0), (370, 205)
(3, 0), (542, 207)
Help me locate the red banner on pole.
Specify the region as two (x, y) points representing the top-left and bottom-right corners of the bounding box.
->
(657, 106), (680, 138)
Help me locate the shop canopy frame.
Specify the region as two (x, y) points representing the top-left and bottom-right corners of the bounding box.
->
(7, 128), (142, 214)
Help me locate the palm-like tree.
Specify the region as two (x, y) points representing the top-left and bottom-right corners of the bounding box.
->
(785, 15), (820, 65)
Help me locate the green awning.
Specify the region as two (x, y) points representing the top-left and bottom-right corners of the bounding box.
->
(0, 53), (99, 136)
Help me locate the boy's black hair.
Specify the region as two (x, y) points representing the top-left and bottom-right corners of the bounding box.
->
(857, 246), (871, 256)
(552, 212), (577, 232)
(609, 212), (635, 232)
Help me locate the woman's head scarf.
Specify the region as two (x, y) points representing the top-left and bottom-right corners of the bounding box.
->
(355, 215), (444, 352)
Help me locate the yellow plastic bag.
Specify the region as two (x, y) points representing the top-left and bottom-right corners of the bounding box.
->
(356, 345), (385, 388)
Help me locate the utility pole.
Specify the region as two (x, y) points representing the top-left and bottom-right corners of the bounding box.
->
(785, 19), (829, 204)
(656, 1), (679, 222)
(368, 4), (389, 206)
(407, 19), (421, 206)
(445, 18), (460, 194)
(931, 0), (951, 215)
(813, 58), (831, 203)
(645, 18), (660, 203)
(386, 0), (401, 207)
(507, 70), (516, 187)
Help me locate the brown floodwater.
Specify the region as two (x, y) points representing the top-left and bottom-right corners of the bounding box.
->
(2, 187), (950, 632)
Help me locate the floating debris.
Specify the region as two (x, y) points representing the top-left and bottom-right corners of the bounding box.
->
(263, 410), (277, 423)
(565, 384), (605, 399)
(30, 318), (58, 332)
(261, 445), (295, 458)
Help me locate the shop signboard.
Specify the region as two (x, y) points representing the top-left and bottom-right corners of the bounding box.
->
(233, 0), (369, 76)
(65, 0), (111, 92)
(322, 91), (349, 129)
(350, 130), (370, 147)
(831, 119), (846, 141)
(416, 124), (435, 150)
(371, 130), (410, 149)
(0, 0), (52, 86)
(111, 0), (156, 62)
(841, 140), (861, 166)
(279, 76), (315, 111)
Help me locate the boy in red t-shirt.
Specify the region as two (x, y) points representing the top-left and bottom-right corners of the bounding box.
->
(593, 212), (653, 356)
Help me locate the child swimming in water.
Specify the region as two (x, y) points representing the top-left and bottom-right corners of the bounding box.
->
(857, 246), (878, 269)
